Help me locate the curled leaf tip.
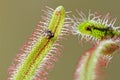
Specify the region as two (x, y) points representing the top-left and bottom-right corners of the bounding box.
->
(72, 11), (120, 43)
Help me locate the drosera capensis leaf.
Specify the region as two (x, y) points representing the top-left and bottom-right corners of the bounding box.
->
(74, 40), (119, 80)
(72, 11), (120, 43)
(8, 6), (72, 80)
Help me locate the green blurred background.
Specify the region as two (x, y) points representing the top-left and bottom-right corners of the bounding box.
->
(0, 0), (120, 80)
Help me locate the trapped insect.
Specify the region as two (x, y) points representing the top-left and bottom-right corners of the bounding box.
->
(43, 29), (54, 39)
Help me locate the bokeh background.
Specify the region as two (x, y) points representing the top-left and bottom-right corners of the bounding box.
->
(0, 0), (120, 80)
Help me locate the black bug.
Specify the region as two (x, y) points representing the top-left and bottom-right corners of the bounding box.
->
(43, 30), (54, 39)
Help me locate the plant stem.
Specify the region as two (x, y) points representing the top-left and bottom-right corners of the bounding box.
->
(74, 40), (119, 80)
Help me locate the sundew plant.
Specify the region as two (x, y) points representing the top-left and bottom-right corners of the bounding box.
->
(7, 6), (120, 80)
